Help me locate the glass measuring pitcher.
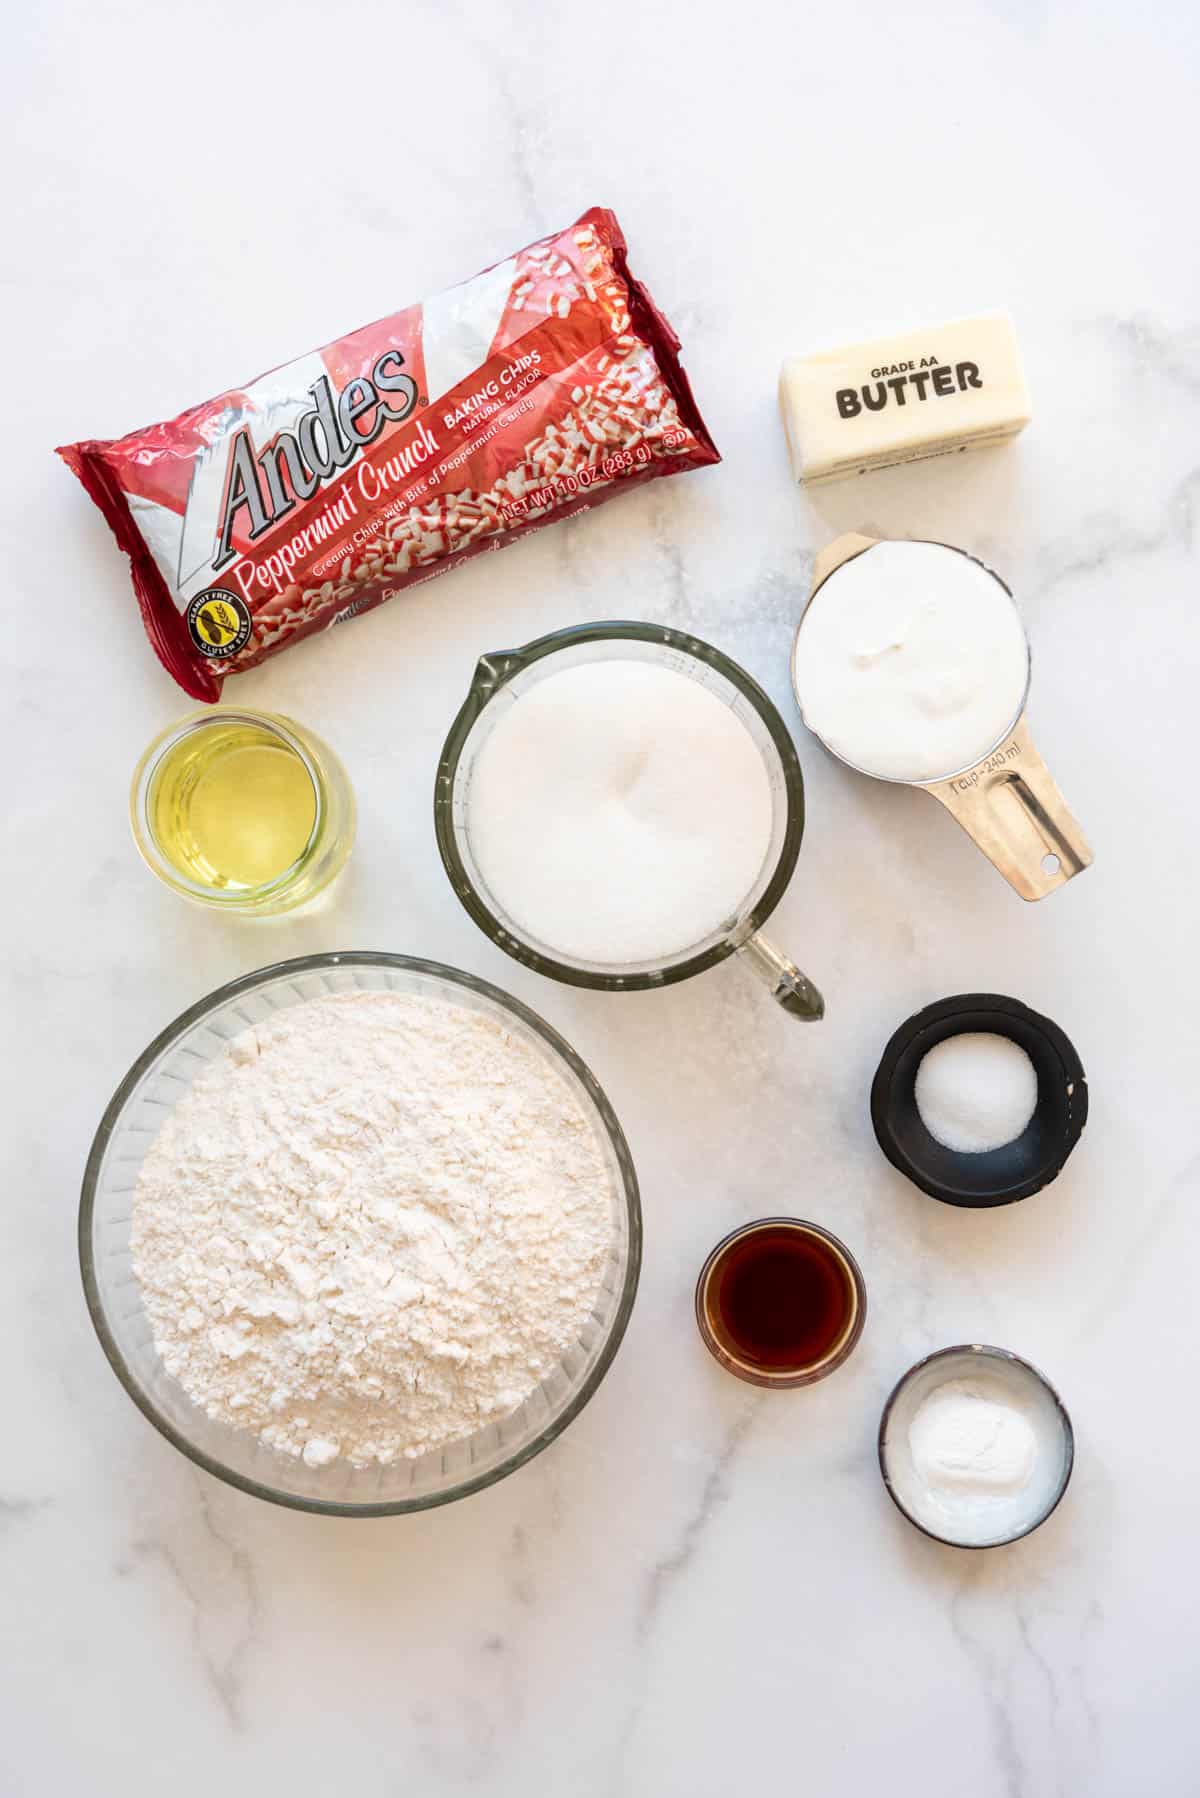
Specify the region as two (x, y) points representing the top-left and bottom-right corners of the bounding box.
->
(434, 622), (824, 1020)
(792, 534), (1093, 901)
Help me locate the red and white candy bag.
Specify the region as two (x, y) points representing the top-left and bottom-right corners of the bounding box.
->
(58, 207), (718, 701)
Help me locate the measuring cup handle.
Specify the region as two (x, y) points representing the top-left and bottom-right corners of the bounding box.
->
(927, 715), (1093, 901)
(737, 931), (825, 1021)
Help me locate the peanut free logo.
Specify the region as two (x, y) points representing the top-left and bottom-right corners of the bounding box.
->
(186, 589), (252, 659)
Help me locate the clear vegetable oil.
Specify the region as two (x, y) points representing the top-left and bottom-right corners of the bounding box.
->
(148, 720), (318, 892)
(133, 709), (355, 914)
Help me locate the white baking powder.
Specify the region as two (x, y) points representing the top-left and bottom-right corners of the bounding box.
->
(914, 1031), (1038, 1154)
(131, 991), (612, 1469)
(908, 1377), (1038, 1500)
(792, 540), (1029, 782)
(466, 660), (774, 965)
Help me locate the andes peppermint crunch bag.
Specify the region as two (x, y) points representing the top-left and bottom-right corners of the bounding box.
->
(58, 208), (719, 700)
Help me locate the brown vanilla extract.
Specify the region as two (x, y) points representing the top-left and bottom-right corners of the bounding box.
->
(703, 1222), (858, 1375)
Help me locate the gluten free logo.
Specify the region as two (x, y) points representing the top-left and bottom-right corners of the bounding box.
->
(187, 588), (252, 659)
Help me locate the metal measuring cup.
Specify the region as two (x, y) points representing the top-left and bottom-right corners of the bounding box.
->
(792, 534), (1093, 901)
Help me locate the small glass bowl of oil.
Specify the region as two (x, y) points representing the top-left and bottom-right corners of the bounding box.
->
(130, 709), (355, 915)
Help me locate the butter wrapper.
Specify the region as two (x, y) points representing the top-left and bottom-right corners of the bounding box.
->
(780, 314), (1032, 485)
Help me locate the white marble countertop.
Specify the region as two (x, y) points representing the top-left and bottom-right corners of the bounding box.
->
(6, 2), (1199, 1792)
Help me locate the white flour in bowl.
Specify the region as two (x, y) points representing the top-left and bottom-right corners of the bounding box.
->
(131, 991), (613, 1469)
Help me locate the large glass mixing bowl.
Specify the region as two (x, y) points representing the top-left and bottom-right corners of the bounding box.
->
(79, 952), (641, 1517)
(434, 623), (824, 1020)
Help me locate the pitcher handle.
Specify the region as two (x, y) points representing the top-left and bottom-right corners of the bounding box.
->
(737, 931), (825, 1021)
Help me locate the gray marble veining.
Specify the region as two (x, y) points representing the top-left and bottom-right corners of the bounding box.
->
(3, 1), (1199, 1793)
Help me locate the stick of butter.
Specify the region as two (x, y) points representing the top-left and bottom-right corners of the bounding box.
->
(779, 314), (1032, 485)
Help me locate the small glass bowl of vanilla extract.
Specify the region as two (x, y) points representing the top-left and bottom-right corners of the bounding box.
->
(130, 709), (355, 915)
(695, 1218), (867, 1387)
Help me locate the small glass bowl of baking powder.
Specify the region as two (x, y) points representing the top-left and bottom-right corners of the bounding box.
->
(878, 1344), (1074, 1548)
(79, 952), (641, 1516)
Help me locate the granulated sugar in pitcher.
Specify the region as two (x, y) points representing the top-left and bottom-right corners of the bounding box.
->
(436, 622), (824, 1020)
